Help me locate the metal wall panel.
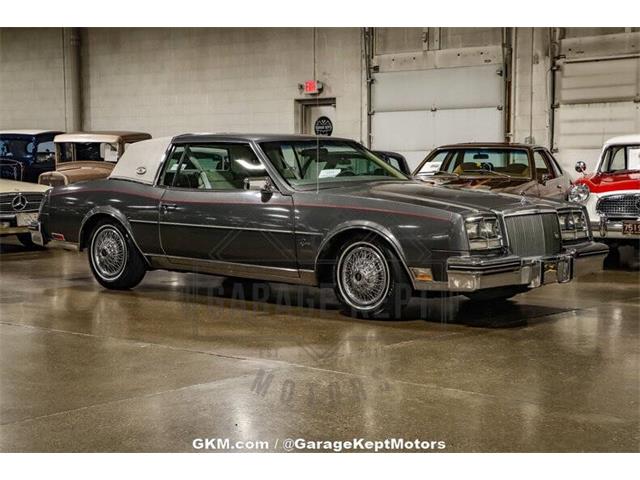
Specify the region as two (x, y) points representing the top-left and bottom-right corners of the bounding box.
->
(370, 64), (504, 170)
(372, 65), (503, 112)
(372, 107), (504, 170)
(556, 102), (640, 175)
(559, 57), (640, 104)
(555, 52), (640, 177)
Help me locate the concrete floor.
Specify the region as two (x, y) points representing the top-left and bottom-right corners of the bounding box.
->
(0, 238), (638, 452)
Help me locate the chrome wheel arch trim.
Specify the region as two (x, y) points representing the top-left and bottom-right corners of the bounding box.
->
(313, 221), (417, 290)
(78, 206), (150, 267)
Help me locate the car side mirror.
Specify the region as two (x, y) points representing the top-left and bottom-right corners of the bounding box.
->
(575, 161), (587, 174)
(244, 176), (274, 194)
(540, 173), (552, 185)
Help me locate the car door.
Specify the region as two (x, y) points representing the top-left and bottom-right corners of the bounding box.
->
(158, 141), (298, 271)
(533, 149), (566, 200)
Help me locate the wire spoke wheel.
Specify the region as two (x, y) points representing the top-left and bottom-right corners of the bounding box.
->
(338, 242), (390, 311)
(91, 225), (127, 281)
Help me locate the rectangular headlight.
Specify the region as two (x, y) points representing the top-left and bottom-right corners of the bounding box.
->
(559, 209), (589, 240)
(465, 216), (503, 250)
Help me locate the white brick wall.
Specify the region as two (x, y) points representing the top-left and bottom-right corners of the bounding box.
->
(81, 28), (364, 141)
(0, 28), (66, 130)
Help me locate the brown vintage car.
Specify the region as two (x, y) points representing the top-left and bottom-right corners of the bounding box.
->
(38, 131), (151, 187)
(413, 143), (571, 201)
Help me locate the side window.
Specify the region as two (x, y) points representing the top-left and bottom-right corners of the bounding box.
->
(159, 146), (185, 187)
(548, 153), (563, 176)
(607, 147), (625, 171)
(173, 143), (266, 190)
(533, 151), (554, 179)
(387, 157), (401, 170)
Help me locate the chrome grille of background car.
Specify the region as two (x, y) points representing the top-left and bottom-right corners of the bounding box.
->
(0, 193), (44, 213)
(504, 213), (561, 258)
(596, 193), (640, 218)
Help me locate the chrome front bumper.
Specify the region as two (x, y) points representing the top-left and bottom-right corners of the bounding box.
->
(413, 241), (608, 293)
(29, 220), (45, 246)
(591, 219), (640, 241)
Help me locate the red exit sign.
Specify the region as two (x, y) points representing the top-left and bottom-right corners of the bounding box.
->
(302, 80), (323, 95)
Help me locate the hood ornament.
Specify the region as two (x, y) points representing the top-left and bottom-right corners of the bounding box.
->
(520, 191), (529, 205)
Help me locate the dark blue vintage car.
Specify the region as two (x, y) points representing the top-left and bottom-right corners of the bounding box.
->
(0, 130), (62, 183)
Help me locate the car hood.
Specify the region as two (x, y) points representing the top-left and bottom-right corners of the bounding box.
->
(0, 178), (51, 194)
(417, 175), (537, 193)
(328, 180), (564, 215)
(576, 171), (640, 193)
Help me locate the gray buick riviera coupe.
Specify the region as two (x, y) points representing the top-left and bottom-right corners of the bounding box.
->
(32, 134), (608, 318)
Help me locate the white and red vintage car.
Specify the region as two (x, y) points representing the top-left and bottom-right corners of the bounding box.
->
(569, 134), (640, 265)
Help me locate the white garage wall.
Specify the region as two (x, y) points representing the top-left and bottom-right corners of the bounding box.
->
(81, 28), (363, 140)
(0, 28), (66, 130)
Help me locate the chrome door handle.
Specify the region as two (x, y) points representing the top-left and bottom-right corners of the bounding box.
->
(161, 203), (178, 212)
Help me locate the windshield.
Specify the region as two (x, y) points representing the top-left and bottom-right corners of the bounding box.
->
(418, 148), (531, 178)
(0, 137), (35, 160)
(57, 142), (119, 163)
(600, 145), (640, 173)
(260, 140), (407, 189)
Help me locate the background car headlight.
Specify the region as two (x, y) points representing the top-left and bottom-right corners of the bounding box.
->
(558, 209), (589, 240)
(465, 217), (502, 250)
(568, 184), (590, 203)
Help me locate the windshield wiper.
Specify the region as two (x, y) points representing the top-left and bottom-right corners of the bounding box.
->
(461, 169), (511, 178)
(432, 171), (459, 178)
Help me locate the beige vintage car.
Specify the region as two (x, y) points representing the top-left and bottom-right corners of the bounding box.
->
(38, 131), (151, 187)
(0, 178), (51, 247)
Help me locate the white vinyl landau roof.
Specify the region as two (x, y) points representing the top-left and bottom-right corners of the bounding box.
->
(109, 137), (173, 185)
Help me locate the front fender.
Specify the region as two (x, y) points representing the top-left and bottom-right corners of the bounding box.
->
(315, 220), (413, 279)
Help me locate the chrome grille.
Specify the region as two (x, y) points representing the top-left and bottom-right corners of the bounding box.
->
(596, 193), (640, 218)
(0, 192), (44, 213)
(504, 213), (561, 258)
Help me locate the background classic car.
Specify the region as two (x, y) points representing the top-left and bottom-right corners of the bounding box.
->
(0, 178), (50, 247)
(570, 134), (640, 268)
(0, 130), (62, 183)
(413, 143), (571, 200)
(37, 131), (152, 187)
(33, 134), (607, 318)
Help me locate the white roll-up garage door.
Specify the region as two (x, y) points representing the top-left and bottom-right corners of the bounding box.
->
(555, 56), (640, 174)
(371, 64), (505, 170)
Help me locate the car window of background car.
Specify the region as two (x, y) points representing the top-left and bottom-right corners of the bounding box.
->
(533, 151), (555, 179)
(606, 146), (626, 171)
(0, 139), (33, 159)
(58, 143), (74, 162)
(71, 142), (105, 161)
(35, 140), (55, 164)
(450, 149), (529, 176)
(548, 153), (563, 176)
(261, 141), (405, 188)
(418, 150), (448, 175)
(172, 143), (265, 190)
(629, 146), (640, 170)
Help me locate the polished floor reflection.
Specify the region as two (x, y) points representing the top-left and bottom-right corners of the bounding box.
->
(0, 239), (638, 452)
